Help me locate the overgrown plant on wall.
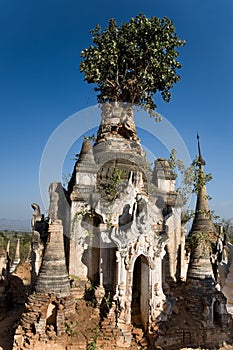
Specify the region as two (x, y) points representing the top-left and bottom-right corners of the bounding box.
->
(168, 148), (214, 220)
(97, 167), (126, 202)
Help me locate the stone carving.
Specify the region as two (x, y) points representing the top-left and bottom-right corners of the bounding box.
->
(119, 204), (132, 228)
(135, 193), (148, 232)
(31, 203), (48, 241)
(31, 203), (47, 285)
(31, 202), (42, 229)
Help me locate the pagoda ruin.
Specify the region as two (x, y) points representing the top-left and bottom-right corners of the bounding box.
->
(12, 103), (233, 349)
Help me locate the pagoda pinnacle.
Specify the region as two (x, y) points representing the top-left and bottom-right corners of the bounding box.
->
(187, 135), (217, 284)
(191, 133), (215, 233)
(75, 139), (96, 173)
(197, 132), (206, 166)
(34, 220), (70, 297)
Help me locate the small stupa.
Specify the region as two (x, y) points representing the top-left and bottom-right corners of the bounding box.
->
(10, 238), (21, 273)
(186, 134), (229, 327)
(13, 205), (75, 348)
(187, 134), (216, 285)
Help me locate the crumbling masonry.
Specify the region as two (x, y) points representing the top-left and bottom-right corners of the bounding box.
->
(13, 103), (233, 349)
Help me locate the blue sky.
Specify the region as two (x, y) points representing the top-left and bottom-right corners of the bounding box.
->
(0, 0), (233, 223)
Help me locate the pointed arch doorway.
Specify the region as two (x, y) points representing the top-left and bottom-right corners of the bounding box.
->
(131, 255), (150, 331)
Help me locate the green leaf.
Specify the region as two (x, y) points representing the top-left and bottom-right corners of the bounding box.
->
(79, 13), (185, 114)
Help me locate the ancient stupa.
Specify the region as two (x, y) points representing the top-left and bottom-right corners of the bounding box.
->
(186, 134), (230, 329)
(66, 103), (184, 345)
(12, 105), (232, 349)
(187, 134), (217, 285)
(13, 194), (76, 349)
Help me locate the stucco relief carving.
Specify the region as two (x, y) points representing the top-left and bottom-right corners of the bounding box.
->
(31, 203), (42, 229)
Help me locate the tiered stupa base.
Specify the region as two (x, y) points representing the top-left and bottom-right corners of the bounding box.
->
(13, 292), (76, 349)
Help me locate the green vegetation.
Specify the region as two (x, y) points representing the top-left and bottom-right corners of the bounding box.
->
(0, 231), (31, 261)
(65, 322), (77, 337)
(98, 167), (126, 202)
(186, 231), (213, 252)
(168, 148), (213, 207)
(192, 157), (212, 195)
(80, 14), (185, 114)
(87, 325), (100, 350)
(87, 339), (97, 350)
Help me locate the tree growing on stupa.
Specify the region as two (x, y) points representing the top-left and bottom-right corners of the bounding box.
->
(80, 13), (185, 114)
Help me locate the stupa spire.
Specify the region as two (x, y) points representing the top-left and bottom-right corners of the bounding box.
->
(10, 238), (20, 273)
(197, 132), (205, 166)
(187, 134), (217, 284)
(34, 220), (70, 297)
(76, 139), (96, 171)
(191, 133), (215, 233)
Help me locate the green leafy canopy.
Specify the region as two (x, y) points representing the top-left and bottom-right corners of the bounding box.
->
(80, 14), (186, 112)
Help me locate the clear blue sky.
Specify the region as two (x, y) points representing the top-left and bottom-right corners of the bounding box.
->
(0, 0), (233, 222)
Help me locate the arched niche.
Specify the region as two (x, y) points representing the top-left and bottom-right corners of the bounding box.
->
(46, 301), (58, 332)
(131, 254), (150, 331)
